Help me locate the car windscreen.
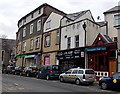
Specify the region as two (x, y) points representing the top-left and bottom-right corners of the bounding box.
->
(52, 66), (61, 71)
(85, 70), (94, 74)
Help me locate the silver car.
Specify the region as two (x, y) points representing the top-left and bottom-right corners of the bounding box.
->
(59, 67), (96, 85)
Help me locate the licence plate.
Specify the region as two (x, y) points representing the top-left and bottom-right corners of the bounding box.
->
(55, 74), (59, 75)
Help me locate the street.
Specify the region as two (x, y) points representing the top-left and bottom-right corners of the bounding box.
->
(2, 74), (120, 93)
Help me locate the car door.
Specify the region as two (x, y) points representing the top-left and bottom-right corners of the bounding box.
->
(69, 70), (78, 82)
(111, 73), (120, 88)
(64, 69), (73, 82)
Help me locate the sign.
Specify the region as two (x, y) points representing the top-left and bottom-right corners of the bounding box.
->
(86, 47), (106, 51)
(57, 48), (84, 60)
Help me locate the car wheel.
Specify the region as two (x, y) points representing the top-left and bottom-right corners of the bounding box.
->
(46, 75), (50, 80)
(60, 77), (64, 82)
(75, 79), (80, 85)
(101, 82), (108, 90)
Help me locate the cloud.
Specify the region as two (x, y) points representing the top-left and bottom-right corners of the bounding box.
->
(0, 0), (118, 39)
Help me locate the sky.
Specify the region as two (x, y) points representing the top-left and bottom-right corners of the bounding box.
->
(0, 0), (119, 39)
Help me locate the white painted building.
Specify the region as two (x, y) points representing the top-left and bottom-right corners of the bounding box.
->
(60, 10), (106, 50)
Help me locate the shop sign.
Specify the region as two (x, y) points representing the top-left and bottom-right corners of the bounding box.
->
(57, 49), (84, 60)
(25, 55), (35, 58)
(86, 47), (106, 51)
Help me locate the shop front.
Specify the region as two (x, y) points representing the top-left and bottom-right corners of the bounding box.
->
(57, 48), (85, 72)
(86, 33), (117, 77)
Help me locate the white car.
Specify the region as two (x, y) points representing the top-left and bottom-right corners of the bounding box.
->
(59, 67), (96, 85)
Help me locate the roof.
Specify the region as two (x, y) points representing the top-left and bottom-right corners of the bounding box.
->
(96, 21), (107, 27)
(18, 3), (66, 24)
(104, 6), (120, 14)
(65, 10), (90, 21)
(103, 35), (113, 43)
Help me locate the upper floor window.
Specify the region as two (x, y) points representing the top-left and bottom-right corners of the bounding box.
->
(46, 20), (51, 30)
(23, 27), (26, 37)
(30, 24), (33, 34)
(75, 35), (79, 48)
(67, 37), (71, 49)
(31, 13), (34, 18)
(22, 41), (26, 52)
(114, 15), (120, 26)
(38, 9), (41, 14)
(35, 37), (40, 49)
(30, 39), (34, 50)
(17, 32), (20, 40)
(37, 20), (41, 31)
(45, 35), (51, 47)
(56, 31), (60, 45)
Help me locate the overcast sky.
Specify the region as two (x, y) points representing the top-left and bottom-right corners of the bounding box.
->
(0, 0), (119, 39)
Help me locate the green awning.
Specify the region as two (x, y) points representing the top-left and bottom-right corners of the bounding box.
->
(16, 54), (27, 58)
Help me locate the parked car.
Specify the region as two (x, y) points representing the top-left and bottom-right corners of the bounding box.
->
(20, 67), (37, 77)
(59, 67), (96, 85)
(99, 72), (120, 90)
(4, 65), (15, 74)
(36, 65), (62, 80)
(14, 66), (24, 75)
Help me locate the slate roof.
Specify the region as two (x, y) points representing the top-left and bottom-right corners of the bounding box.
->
(65, 10), (90, 21)
(104, 6), (120, 14)
(100, 33), (113, 43)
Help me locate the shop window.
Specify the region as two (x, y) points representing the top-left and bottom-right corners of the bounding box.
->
(75, 35), (79, 48)
(109, 51), (116, 57)
(67, 37), (71, 49)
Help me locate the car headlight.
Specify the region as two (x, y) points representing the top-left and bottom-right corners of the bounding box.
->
(99, 77), (103, 81)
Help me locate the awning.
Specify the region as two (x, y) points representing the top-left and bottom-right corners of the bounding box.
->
(25, 55), (35, 58)
(16, 54), (27, 58)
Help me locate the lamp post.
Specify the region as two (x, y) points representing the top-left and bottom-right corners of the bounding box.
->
(82, 22), (87, 68)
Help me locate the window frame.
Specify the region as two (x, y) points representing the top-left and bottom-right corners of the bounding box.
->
(37, 20), (41, 31)
(30, 39), (34, 50)
(46, 20), (51, 30)
(35, 37), (40, 49)
(67, 37), (71, 49)
(23, 27), (26, 37)
(56, 31), (60, 45)
(75, 35), (79, 48)
(45, 35), (51, 47)
(30, 23), (34, 34)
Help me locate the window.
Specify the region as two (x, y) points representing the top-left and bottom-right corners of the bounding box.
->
(30, 39), (34, 50)
(44, 56), (50, 65)
(72, 70), (78, 74)
(78, 70), (83, 74)
(35, 37), (40, 49)
(75, 35), (79, 48)
(23, 27), (26, 37)
(17, 32), (20, 40)
(56, 31), (60, 45)
(45, 35), (51, 47)
(31, 13), (34, 18)
(38, 9), (41, 14)
(30, 24), (33, 34)
(37, 20), (41, 31)
(46, 20), (51, 30)
(67, 37), (71, 49)
(66, 70), (72, 74)
(22, 41), (26, 51)
(114, 15), (120, 26)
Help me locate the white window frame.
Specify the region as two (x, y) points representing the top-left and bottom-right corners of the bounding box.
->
(45, 35), (51, 47)
(46, 20), (51, 30)
(75, 35), (79, 48)
(30, 39), (34, 50)
(37, 20), (41, 31)
(114, 15), (120, 26)
(30, 24), (33, 34)
(36, 37), (40, 49)
(67, 37), (71, 49)
(23, 27), (26, 37)
(56, 31), (60, 45)
(22, 41), (26, 52)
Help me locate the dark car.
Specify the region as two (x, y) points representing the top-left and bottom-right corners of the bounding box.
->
(20, 67), (37, 77)
(99, 72), (120, 90)
(14, 66), (24, 75)
(36, 65), (62, 80)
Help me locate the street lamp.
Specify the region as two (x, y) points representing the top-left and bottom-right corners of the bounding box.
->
(82, 22), (87, 68)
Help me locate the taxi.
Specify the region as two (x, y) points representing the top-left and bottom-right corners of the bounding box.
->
(99, 72), (120, 90)
(59, 67), (96, 85)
